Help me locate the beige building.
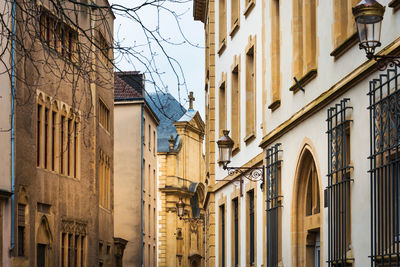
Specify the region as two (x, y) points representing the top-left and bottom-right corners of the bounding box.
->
(155, 92), (206, 267)
(4, 0), (126, 266)
(0, 1), (13, 266)
(194, 0), (400, 266)
(114, 71), (159, 266)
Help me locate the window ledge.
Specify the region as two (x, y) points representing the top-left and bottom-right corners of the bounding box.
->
(268, 99), (281, 111)
(232, 146), (240, 156)
(289, 69), (317, 93)
(244, 0), (255, 17)
(230, 21), (240, 38)
(330, 32), (358, 60)
(244, 132), (256, 144)
(389, 0), (400, 10)
(218, 39), (227, 56)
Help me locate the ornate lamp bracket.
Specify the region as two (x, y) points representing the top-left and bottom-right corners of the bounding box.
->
(369, 54), (400, 71)
(217, 166), (265, 197)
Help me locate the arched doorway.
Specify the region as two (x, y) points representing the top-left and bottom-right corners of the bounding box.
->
(292, 146), (322, 267)
(36, 216), (52, 267)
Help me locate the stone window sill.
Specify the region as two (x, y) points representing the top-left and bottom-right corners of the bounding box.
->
(330, 32), (358, 60)
(230, 20), (240, 38)
(289, 69), (317, 93)
(244, 132), (256, 144)
(244, 0), (255, 17)
(389, 0), (400, 11)
(268, 99), (281, 111)
(218, 39), (227, 56)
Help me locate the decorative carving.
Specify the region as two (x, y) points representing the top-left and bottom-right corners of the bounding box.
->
(61, 219), (87, 235)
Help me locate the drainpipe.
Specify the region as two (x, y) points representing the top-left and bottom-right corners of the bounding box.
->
(10, 0), (17, 253)
(141, 103), (144, 267)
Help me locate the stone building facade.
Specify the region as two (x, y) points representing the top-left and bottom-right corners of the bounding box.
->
(6, 0), (125, 266)
(153, 92), (206, 267)
(194, 0), (400, 266)
(114, 71), (159, 267)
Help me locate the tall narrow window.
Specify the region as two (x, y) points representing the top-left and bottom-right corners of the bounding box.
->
(99, 99), (110, 132)
(148, 164), (151, 194)
(148, 125), (151, 150)
(143, 118), (146, 146)
(153, 169), (156, 197)
(68, 234), (73, 267)
(61, 115), (65, 174)
(231, 0), (239, 31)
(266, 144), (282, 267)
(369, 68), (400, 266)
(143, 159), (146, 193)
(332, 0), (359, 50)
(247, 190), (255, 266)
(153, 130), (156, 156)
(232, 198), (239, 267)
(219, 204), (226, 267)
(292, 0), (317, 83)
(219, 0), (227, 48)
(231, 61), (240, 152)
(81, 237), (84, 267)
(44, 107), (49, 169)
(74, 235), (78, 267)
(67, 118), (72, 176)
(52, 111), (56, 171)
(74, 121), (78, 178)
(219, 79), (226, 136)
(327, 99), (352, 266)
(270, 0), (281, 108)
(245, 43), (255, 140)
(61, 233), (65, 267)
(37, 104), (42, 167)
(17, 204), (26, 257)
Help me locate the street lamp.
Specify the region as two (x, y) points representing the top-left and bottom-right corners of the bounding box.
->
(353, 0), (400, 69)
(176, 197), (204, 222)
(216, 130), (265, 196)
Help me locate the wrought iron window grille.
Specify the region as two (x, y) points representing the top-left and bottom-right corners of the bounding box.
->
(369, 66), (400, 266)
(327, 98), (354, 266)
(266, 143), (283, 267)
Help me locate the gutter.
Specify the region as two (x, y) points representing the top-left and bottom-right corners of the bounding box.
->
(10, 0), (16, 252)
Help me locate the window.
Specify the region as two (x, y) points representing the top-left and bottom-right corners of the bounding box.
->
(143, 159), (146, 193)
(327, 99), (352, 266)
(369, 68), (400, 266)
(148, 164), (151, 195)
(98, 32), (111, 66)
(61, 114), (65, 174)
(40, 8), (78, 61)
(218, 0), (227, 49)
(245, 38), (256, 140)
(17, 204), (26, 257)
(99, 99), (110, 132)
(247, 190), (255, 266)
(332, 0), (359, 49)
(219, 204), (226, 267)
(232, 198), (239, 267)
(153, 169), (156, 198)
(61, 228), (86, 267)
(44, 107), (49, 169)
(153, 130), (156, 156)
(231, 57), (240, 152)
(266, 144), (282, 267)
(230, 0), (240, 34)
(37, 104), (42, 167)
(219, 76), (227, 136)
(292, 0), (317, 82)
(269, 0), (281, 109)
(143, 118), (146, 145)
(99, 150), (111, 209)
(149, 124), (151, 150)
(51, 110), (56, 171)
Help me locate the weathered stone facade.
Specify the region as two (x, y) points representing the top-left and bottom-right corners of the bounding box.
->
(8, 0), (120, 266)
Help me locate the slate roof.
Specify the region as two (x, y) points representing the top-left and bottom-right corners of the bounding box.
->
(114, 71), (144, 100)
(146, 93), (187, 153)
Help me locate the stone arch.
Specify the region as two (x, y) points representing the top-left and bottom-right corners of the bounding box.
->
(291, 142), (323, 267)
(37, 215), (52, 245)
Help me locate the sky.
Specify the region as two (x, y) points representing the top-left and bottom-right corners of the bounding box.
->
(109, 0), (206, 118)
